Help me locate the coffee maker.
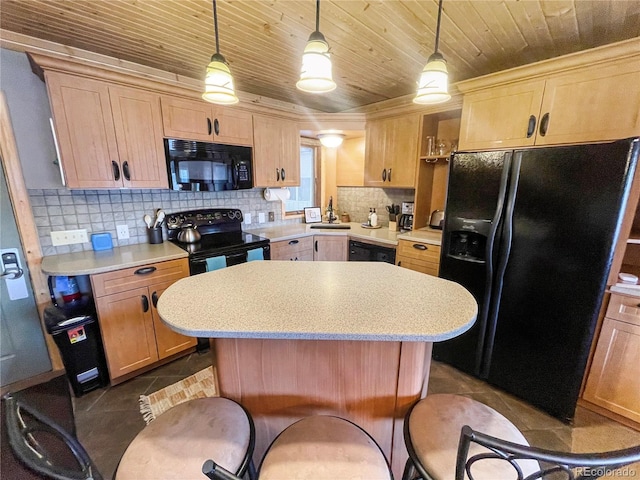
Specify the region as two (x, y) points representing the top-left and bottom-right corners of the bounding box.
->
(399, 202), (414, 231)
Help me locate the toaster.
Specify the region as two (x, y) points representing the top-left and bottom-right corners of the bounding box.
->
(429, 210), (445, 229)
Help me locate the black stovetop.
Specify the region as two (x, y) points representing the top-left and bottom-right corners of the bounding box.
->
(166, 208), (269, 258)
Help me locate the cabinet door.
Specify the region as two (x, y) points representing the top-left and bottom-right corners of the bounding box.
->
(313, 235), (347, 261)
(458, 79), (545, 151)
(364, 118), (388, 187)
(583, 317), (640, 424)
(109, 85), (168, 188)
(46, 71), (120, 188)
(150, 281), (197, 359)
(95, 287), (159, 379)
(212, 107), (253, 146)
(336, 137), (365, 187)
(254, 115), (300, 187)
(388, 115), (420, 188)
(536, 59), (640, 146)
(160, 96), (213, 141)
(279, 118), (301, 187)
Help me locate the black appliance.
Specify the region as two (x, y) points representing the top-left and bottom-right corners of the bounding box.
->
(435, 138), (640, 422)
(166, 208), (270, 275)
(348, 240), (396, 264)
(399, 214), (413, 231)
(44, 280), (109, 397)
(165, 138), (253, 191)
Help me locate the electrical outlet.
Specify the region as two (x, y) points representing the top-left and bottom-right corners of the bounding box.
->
(268, 211), (275, 222)
(258, 212), (265, 223)
(244, 213), (252, 225)
(116, 224), (130, 239)
(51, 229), (88, 246)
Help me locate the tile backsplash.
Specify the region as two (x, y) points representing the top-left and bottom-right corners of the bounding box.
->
(30, 188), (295, 256)
(31, 186), (416, 256)
(337, 187), (415, 225)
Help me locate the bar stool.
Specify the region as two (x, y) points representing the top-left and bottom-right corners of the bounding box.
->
(117, 397), (255, 480)
(402, 394), (537, 479)
(203, 415), (393, 480)
(402, 394), (640, 480)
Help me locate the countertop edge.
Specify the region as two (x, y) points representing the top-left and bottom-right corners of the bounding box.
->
(41, 243), (189, 276)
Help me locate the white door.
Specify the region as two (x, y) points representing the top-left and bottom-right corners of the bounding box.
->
(0, 159), (52, 386)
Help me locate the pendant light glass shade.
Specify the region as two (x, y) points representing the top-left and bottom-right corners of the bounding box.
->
(414, 52), (451, 104)
(203, 53), (239, 105)
(318, 132), (345, 148)
(202, 0), (239, 105)
(297, 1), (336, 94)
(414, 0), (450, 105)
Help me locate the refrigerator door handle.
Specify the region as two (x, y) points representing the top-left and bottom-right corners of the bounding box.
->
(474, 151), (513, 376)
(480, 152), (522, 377)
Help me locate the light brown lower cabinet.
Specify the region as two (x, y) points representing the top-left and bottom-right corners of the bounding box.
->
(396, 240), (440, 276)
(313, 235), (348, 261)
(583, 294), (640, 424)
(270, 236), (314, 261)
(91, 259), (196, 383)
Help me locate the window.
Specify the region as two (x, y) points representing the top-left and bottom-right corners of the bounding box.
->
(285, 139), (320, 215)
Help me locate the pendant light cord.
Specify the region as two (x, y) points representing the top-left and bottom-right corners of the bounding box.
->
(212, 0), (220, 54)
(315, 0), (320, 32)
(434, 0), (444, 53)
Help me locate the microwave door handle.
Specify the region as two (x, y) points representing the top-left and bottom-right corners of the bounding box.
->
(232, 161), (240, 189)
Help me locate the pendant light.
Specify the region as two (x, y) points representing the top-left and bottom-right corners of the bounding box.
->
(202, 0), (239, 105)
(414, 0), (451, 104)
(296, 0), (336, 94)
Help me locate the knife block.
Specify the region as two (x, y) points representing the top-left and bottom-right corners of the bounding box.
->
(389, 220), (399, 232)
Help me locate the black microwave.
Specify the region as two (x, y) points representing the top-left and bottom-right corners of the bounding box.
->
(164, 138), (253, 191)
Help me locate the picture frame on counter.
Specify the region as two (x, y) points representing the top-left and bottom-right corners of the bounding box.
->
(304, 207), (322, 223)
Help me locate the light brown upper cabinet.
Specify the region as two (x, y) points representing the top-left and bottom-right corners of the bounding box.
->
(364, 115), (420, 188)
(160, 96), (253, 146)
(46, 72), (167, 189)
(458, 56), (640, 151)
(336, 136), (365, 187)
(253, 114), (300, 187)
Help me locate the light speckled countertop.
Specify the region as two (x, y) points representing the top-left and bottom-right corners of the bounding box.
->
(41, 242), (188, 275)
(40, 224), (442, 276)
(247, 222), (442, 247)
(157, 261), (476, 342)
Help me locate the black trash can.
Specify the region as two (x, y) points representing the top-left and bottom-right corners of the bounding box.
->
(44, 300), (109, 397)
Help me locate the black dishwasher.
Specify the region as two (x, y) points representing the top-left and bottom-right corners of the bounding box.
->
(348, 240), (396, 264)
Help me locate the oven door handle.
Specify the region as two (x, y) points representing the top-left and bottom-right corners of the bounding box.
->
(190, 252), (246, 265)
(226, 252), (246, 260)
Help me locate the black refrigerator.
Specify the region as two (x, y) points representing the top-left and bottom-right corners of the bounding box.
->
(434, 138), (640, 422)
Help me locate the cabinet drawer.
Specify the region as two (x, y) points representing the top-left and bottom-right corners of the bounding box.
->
(397, 240), (441, 263)
(271, 237), (313, 260)
(92, 259), (189, 297)
(606, 294), (640, 326)
(397, 256), (439, 277)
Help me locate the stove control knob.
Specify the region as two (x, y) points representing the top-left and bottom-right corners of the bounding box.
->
(167, 216), (177, 226)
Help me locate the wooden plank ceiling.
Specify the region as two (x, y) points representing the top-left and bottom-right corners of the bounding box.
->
(1, 0), (638, 113)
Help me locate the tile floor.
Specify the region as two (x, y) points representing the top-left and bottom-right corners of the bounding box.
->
(74, 355), (640, 480)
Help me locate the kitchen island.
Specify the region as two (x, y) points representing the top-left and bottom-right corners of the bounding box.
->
(157, 261), (476, 477)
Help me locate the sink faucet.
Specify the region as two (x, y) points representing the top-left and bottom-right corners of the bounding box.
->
(327, 196), (336, 223)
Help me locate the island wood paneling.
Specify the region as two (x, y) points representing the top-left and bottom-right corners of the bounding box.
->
(214, 338), (430, 479)
(2, 0), (639, 112)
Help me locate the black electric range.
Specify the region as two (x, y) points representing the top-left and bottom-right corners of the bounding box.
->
(166, 208), (270, 275)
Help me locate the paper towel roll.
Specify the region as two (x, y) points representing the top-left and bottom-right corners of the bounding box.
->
(263, 188), (291, 202)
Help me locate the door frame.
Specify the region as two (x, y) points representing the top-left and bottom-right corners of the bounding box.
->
(0, 92), (63, 394)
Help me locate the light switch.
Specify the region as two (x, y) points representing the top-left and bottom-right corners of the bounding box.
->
(258, 212), (265, 223)
(244, 213), (252, 225)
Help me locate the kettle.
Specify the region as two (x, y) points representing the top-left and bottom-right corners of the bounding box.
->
(429, 210), (445, 230)
(177, 224), (201, 243)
